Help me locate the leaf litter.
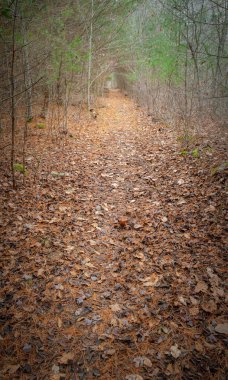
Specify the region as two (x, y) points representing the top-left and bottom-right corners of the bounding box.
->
(0, 90), (227, 379)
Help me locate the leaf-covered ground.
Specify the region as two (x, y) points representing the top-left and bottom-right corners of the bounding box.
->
(0, 90), (227, 379)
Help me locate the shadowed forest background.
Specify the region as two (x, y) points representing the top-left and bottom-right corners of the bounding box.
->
(0, 0), (227, 173)
(0, 0), (227, 379)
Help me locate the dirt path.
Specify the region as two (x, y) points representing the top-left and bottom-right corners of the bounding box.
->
(0, 91), (227, 379)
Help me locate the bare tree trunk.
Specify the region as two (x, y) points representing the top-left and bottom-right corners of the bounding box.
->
(87, 0), (94, 110)
(41, 86), (49, 119)
(212, 1), (228, 112)
(21, 19), (32, 121)
(10, 0), (18, 189)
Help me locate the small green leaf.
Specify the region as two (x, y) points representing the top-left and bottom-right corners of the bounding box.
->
(191, 148), (199, 158)
(36, 123), (45, 129)
(13, 163), (27, 174)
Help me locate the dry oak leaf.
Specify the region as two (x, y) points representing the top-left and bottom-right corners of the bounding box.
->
(104, 349), (116, 356)
(110, 303), (121, 312)
(178, 296), (187, 306)
(212, 286), (224, 297)
(133, 356), (152, 368)
(134, 223), (143, 230)
(189, 306), (199, 316)
(134, 252), (145, 260)
(195, 341), (204, 352)
(118, 217), (128, 228)
(89, 240), (97, 246)
(201, 300), (217, 313)
(195, 281), (208, 293)
(141, 273), (159, 287)
(170, 344), (181, 359)
(215, 323), (228, 335)
(37, 268), (44, 276)
(2, 364), (20, 374)
(58, 352), (74, 364)
(190, 296), (199, 305)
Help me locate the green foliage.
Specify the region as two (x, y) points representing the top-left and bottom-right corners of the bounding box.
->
(36, 123), (45, 129)
(211, 162), (228, 175)
(191, 148), (199, 158)
(147, 31), (185, 84)
(1, 6), (11, 19)
(180, 147), (200, 157)
(13, 163), (26, 174)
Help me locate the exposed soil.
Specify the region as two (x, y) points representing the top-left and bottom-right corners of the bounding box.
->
(0, 90), (227, 380)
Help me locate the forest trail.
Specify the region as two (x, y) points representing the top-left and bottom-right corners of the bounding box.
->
(0, 91), (227, 380)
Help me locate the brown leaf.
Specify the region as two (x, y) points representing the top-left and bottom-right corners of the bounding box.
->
(189, 306), (199, 316)
(195, 341), (204, 352)
(201, 300), (217, 313)
(57, 318), (62, 328)
(170, 344), (181, 358)
(118, 217), (128, 227)
(2, 364), (20, 374)
(110, 303), (121, 312)
(142, 273), (159, 287)
(195, 281), (208, 293)
(37, 268), (44, 276)
(134, 252), (145, 260)
(58, 352), (74, 364)
(215, 323), (228, 335)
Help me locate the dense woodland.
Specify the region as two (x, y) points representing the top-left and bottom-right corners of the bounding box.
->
(0, 1), (227, 379)
(0, 0), (227, 185)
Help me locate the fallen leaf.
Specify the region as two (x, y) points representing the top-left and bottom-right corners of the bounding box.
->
(195, 341), (204, 352)
(133, 356), (152, 368)
(190, 296), (199, 305)
(65, 188), (74, 194)
(2, 364), (20, 374)
(52, 364), (60, 374)
(215, 323), (228, 335)
(89, 240), (97, 246)
(189, 306), (199, 316)
(170, 344), (181, 358)
(37, 268), (44, 276)
(178, 296), (187, 306)
(134, 223), (143, 230)
(118, 217), (128, 227)
(110, 303), (121, 312)
(201, 300), (217, 313)
(142, 273), (159, 287)
(104, 349), (116, 356)
(58, 352), (74, 364)
(195, 281), (208, 293)
(143, 357), (152, 367)
(134, 252), (145, 260)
